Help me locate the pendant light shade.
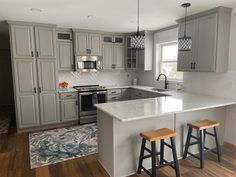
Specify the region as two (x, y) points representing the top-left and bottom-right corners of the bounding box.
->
(178, 3), (192, 51)
(131, 0), (145, 50)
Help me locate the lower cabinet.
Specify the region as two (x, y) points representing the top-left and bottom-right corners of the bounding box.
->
(59, 92), (78, 122)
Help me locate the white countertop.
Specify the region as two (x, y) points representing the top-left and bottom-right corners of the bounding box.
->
(58, 87), (78, 93)
(95, 85), (236, 122)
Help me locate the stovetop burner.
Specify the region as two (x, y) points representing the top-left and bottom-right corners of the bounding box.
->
(73, 85), (107, 92)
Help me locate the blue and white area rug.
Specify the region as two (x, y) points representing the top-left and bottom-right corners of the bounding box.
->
(29, 123), (97, 168)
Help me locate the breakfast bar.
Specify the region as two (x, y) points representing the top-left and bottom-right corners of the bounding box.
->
(95, 91), (236, 177)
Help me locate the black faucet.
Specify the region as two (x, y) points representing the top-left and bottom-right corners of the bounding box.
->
(156, 73), (168, 89)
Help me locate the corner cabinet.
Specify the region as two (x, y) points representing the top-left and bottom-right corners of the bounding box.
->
(8, 21), (59, 129)
(74, 31), (102, 56)
(102, 34), (125, 69)
(177, 7), (232, 72)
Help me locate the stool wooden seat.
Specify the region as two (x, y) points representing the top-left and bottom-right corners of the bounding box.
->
(183, 119), (221, 169)
(138, 128), (180, 177)
(187, 119), (220, 130)
(140, 128), (177, 142)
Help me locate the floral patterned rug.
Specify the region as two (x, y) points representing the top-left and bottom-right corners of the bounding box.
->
(29, 123), (97, 168)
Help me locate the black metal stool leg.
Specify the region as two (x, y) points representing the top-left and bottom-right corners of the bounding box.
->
(203, 129), (206, 147)
(151, 141), (157, 177)
(214, 127), (222, 162)
(137, 139), (146, 174)
(199, 130), (204, 169)
(183, 127), (192, 158)
(170, 137), (180, 177)
(160, 139), (164, 165)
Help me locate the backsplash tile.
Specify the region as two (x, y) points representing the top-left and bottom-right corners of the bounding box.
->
(58, 70), (137, 87)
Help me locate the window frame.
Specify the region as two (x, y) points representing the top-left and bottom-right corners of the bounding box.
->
(159, 41), (183, 82)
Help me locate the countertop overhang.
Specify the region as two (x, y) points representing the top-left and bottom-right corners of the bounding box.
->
(95, 86), (236, 122)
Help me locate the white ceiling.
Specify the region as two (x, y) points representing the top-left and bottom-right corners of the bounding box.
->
(0, 0), (236, 36)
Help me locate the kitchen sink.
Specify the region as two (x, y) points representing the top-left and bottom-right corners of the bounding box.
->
(151, 88), (169, 92)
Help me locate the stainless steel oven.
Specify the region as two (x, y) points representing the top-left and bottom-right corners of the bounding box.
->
(74, 85), (107, 124)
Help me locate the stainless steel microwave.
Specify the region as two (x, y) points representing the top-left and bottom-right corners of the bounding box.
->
(76, 56), (103, 72)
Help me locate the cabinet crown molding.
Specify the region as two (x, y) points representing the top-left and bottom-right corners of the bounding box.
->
(7, 20), (57, 27)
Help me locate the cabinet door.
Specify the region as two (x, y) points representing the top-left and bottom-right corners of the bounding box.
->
(177, 20), (196, 71)
(74, 32), (89, 55)
(103, 44), (113, 69)
(17, 94), (40, 128)
(14, 59), (38, 94)
(37, 59), (59, 125)
(57, 42), (73, 70)
(61, 99), (78, 122)
(35, 27), (56, 58)
(195, 13), (217, 72)
(113, 45), (124, 69)
(89, 33), (102, 56)
(10, 25), (35, 59)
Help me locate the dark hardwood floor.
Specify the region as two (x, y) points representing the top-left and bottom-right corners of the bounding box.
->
(0, 123), (236, 177)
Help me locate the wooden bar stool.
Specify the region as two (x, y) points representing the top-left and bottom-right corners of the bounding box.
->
(137, 128), (180, 177)
(183, 120), (221, 169)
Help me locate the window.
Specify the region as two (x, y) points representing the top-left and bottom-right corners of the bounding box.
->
(159, 42), (183, 81)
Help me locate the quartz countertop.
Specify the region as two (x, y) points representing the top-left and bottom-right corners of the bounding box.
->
(58, 87), (78, 93)
(95, 85), (236, 122)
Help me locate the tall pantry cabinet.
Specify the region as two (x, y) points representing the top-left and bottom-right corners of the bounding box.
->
(8, 21), (59, 129)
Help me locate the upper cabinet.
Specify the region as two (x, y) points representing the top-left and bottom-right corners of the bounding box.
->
(177, 7), (232, 72)
(10, 25), (35, 59)
(137, 31), (154, 71)
(35, 27), (56, 58)
(102, 34), (125, 69)
(56, 29), (74, 71)
(126, 36), (138, 69)
(74, 31), (102, 56)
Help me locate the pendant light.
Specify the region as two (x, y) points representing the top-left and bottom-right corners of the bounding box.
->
(131, 0), (145, 50)
(178, 3), (192, 51)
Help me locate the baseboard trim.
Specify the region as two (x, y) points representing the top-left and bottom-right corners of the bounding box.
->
(224, 141), (236, 148)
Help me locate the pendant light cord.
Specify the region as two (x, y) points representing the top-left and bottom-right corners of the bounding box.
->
(137, 0), (140, 33)
(184, 6), (187, 37)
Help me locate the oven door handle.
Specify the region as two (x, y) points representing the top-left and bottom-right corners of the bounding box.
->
(79, 91), (107, 96)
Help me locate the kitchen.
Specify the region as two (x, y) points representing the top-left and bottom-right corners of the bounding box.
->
(0, 1), (236, 177)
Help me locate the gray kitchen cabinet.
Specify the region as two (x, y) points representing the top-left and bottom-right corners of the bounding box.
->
(10, 25), (35, 59)
(74, 31), (102, 56)
(131, 89), (149, 99)
(138, 31), (154, 71)
(13, 59), (40, 128)
(35, 26), (56, 59)
(8, 21), (58, 129)
(107, 89), (122, 102)
(60, 99), (78, 122)
(113, 45), (125, 69)
(57, 42), (74, 70)
(177, 7), (231, 72)
(121, 88), (130, 100)
(102, 34), (125, 69)
(37, 59), (59, 125)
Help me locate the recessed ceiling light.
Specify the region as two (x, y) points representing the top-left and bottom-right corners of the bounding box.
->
(87, 15), (96, 19)
(30, 8), (42, 12)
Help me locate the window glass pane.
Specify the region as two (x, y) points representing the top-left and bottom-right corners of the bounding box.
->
(161, 62), (183, 80)
(162, 44), (178, 61)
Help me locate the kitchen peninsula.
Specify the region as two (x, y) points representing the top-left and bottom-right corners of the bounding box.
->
(95, 87), (236, 177)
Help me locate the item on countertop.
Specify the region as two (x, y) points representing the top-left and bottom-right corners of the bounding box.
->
(132, 78), (138, 85)
(59, 81), (69, 90)
(176, 83), (183, 91)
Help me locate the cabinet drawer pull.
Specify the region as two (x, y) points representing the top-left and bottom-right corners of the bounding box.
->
(190, 62), (193, 69)
(34, 87), (37, 93)
(31, 51), (34, 57)
(193, 62), (196, 69)
(66, 95), (73, 97)
(36, 51), (39, 57)
(39, 88), (42, 93)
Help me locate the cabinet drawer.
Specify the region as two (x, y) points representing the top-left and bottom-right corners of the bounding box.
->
(108, 89), (122, 96)
(107, 95), (122, 101)
(60, 92), (78, 99)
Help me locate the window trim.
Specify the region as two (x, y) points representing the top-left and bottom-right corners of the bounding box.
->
(159, 41), (183, 82)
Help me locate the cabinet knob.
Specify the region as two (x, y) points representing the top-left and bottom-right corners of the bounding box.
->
(31, 51), (34, 57)
(36, 51), (39, 57)
(193, 62), (196, 69)
(34, 87), (37, 93)
(39, 88), (42, 93)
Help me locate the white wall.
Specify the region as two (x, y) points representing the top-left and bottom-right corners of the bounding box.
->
(58, 70), (137, 87)
(137, 27), (180, 89)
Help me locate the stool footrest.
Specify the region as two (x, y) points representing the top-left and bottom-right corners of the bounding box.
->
(204, 147), (218, 154)
(205, 131), (215, 137)
(141, 166), (152, 176)
(189, 141), (200, 146)
(190, 135), (199, 140)
(156, 161), (175, 169)
(144, 147), (152, 154)
(143, 152), (161, 159)
(163, 159), (175, 169)
(187, 152), (200, 160)
(163, 142), (172, 149)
